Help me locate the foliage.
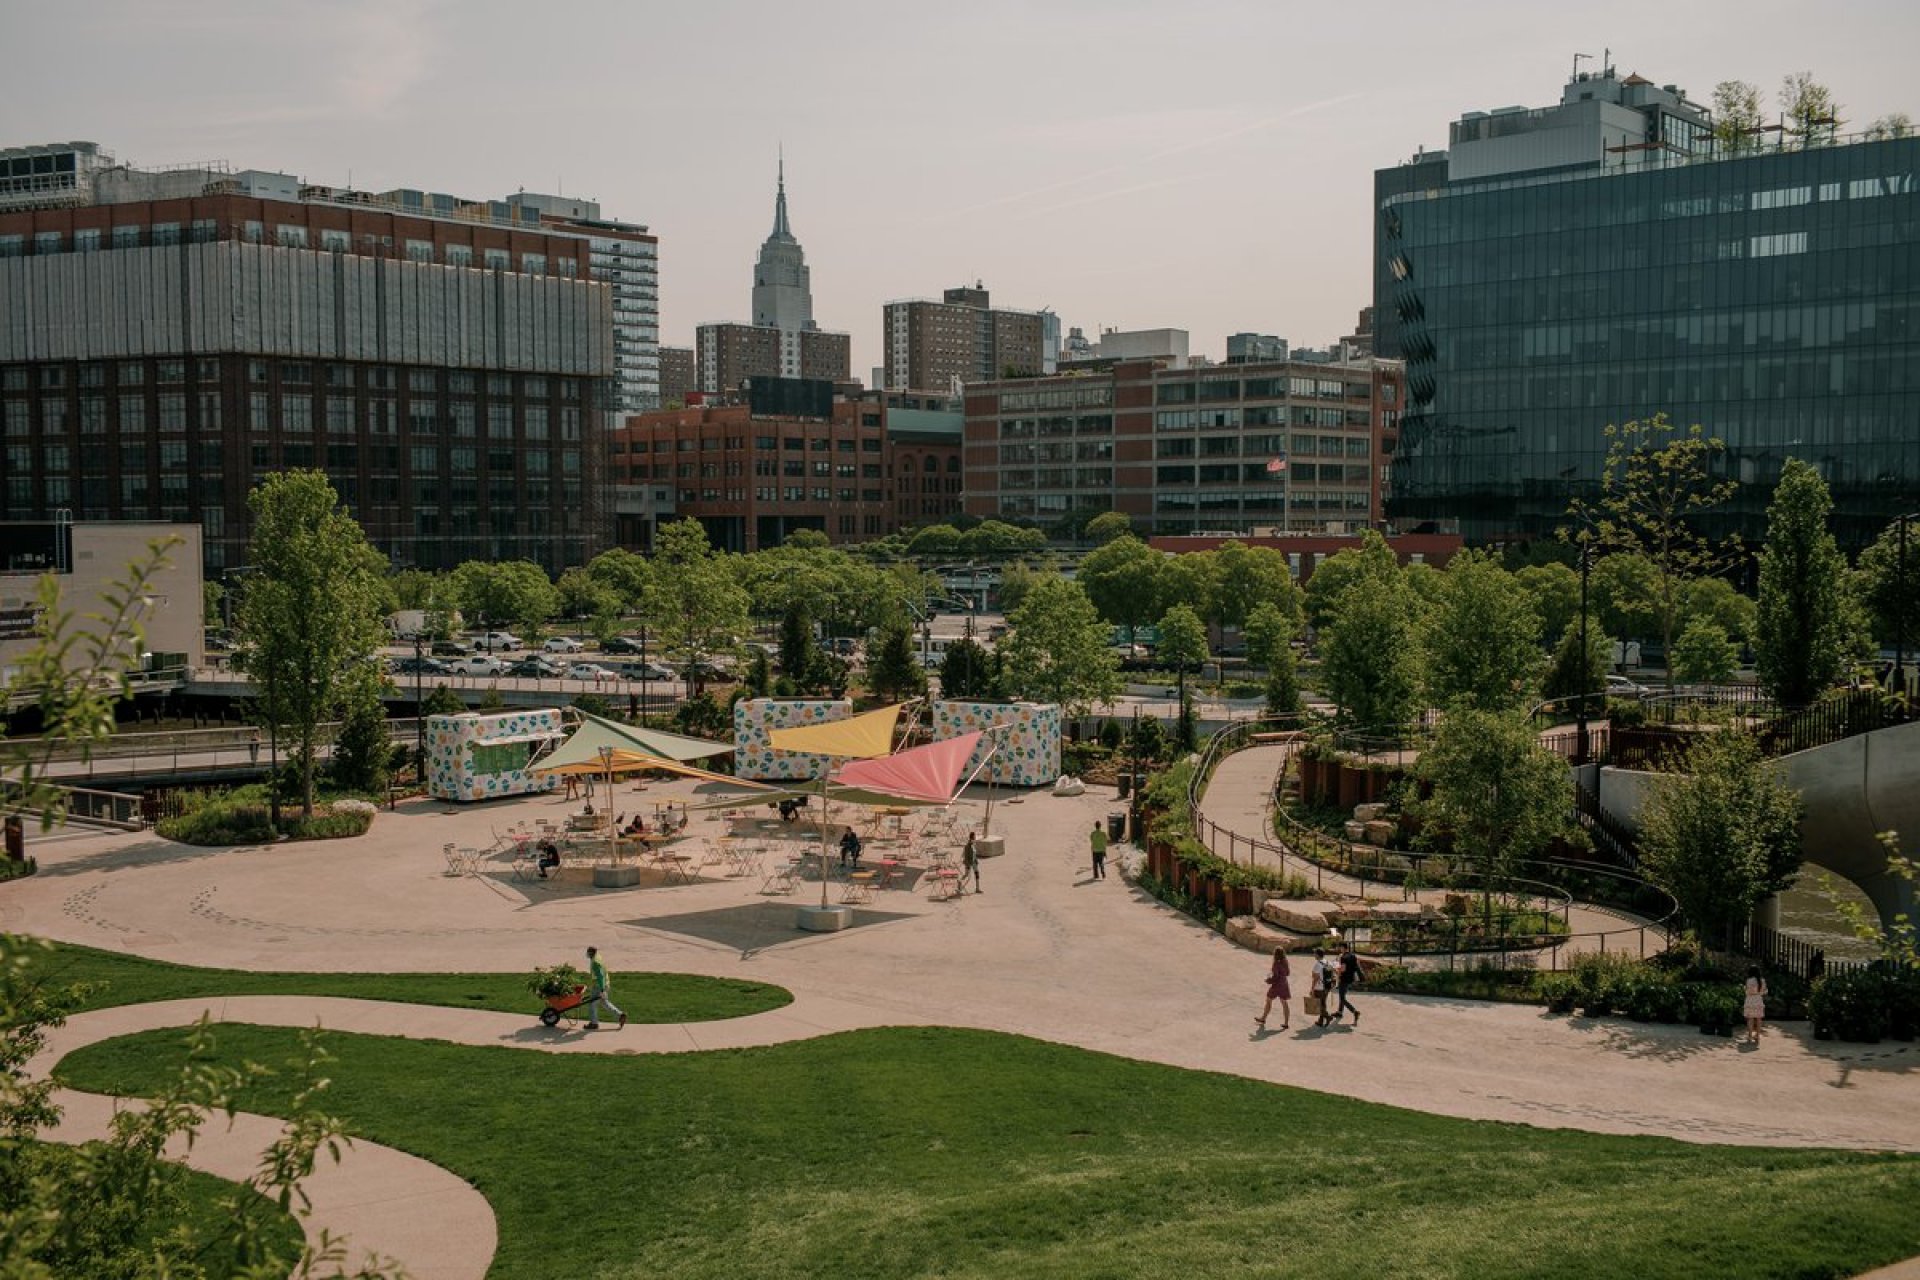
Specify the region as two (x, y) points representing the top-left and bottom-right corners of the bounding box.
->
(1853, 519), (1920, 650)
(994, 559), (1044, 614)
(1155, 604), (1209, 674)
(1671, 619), (1738, 685)
(1779, 70), (1841, 148)
(1681, 576), (1756, 643)
(1817, 834), (1917, 969)
(1571, 414), (1738, 696)
(735, 542), (896, 637)
(1514, 562), (1580, 641)
(1807, 967), (1919, 1043)
(672, 692), (731, 738)
(159, 799), (373, 846)
(1241, 601), (1293, 671)
(1589, 552), (1662, 641)
(1264, 647), (1302, 716)
(1084, 511), (1133, 544)
(1424, 549), (1542, 713)
(203, 579), (226, 627)
(450, 559), (560, 634)
(1711, 79), (1764, 154)
(959, 519), (1047, 559)
(1075, 535), (1168, 634)
(1204, 542), (1299, 634)
(743, 647), (773, 698)
(585, 547), (652, 615)
(420, 684), (464, 718)
(1755, 458), (1853, 706)
(864, 621), (926, 703)
(1638, 731), (1803, 951)
(234, 471), (388, 820)
(777, 604), (817, 681)
(998, 577), (1122, 719)
(937, 637), (999, 700)
(1129, 713), (1169, 765)
(327, 675), (394, 795)
(1318, 533), (1423, 729)
(1300, 545), (1373, 631)
(527, 963), (586, 999)
(1866, 112), (1915, 140)
(1416, 709), (1571, 889)
(555, 567), (623, 640)
(905, 524), (961, 557)
(651, 520), (750, 681)
(1541, 619), (1610, 708)
(0, 538), (175, 829)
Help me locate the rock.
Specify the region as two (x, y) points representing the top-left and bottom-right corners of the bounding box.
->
(1363, 820), (1395, 847)
(1343, 820), (1367, 841)
(1260, 898), (1341, 934)
(1353, 802), (1388, 822)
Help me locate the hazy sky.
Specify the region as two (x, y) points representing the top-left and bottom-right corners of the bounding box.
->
(6, 1), (1915, 375)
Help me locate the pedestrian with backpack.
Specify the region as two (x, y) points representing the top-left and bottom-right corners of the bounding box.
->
(1333, 941), (1362, 1025)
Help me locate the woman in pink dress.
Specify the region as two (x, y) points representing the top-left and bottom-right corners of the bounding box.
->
(1743, 965), (1769, 1044)
(1256, 948), (1292, 1029)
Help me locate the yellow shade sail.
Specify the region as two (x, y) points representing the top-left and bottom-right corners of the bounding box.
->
(533, 748), (757, 788)
(766, 704), (903, 760)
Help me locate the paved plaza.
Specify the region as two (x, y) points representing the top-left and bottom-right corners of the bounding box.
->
(6, 766), (1919, 1277)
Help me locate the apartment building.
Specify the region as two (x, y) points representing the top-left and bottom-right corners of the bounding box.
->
(882, 284), (1046, 393)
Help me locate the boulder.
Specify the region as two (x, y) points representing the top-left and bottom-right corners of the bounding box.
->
(1362, 820), (1395, 847)
(1260, 898), (1341, 934)
(1353, 802), (1388, 822)
(1343, 820), (1367, 841)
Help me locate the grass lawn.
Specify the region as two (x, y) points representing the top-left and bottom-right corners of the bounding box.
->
(57, 1022), (1920, 1280)
(18, 940), (791, 1022)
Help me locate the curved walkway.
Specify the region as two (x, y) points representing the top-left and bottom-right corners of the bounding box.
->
(11, 781), (1920, 1276)
(1201, 743), (1669, 956)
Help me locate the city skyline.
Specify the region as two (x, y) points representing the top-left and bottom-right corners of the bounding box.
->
(4, 0), (1916, 379)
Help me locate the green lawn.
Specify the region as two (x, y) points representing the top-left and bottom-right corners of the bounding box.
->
(19, 940), (791, 1022)
(57, 1022), (1920, 1280)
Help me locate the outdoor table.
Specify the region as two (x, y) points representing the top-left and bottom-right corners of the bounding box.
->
(654, 852), (695, 885)
(874, 858), (906, 890)
(760, 858), (802, 896)
(927, 867), (962, 901)
(842, 871), (877, 904)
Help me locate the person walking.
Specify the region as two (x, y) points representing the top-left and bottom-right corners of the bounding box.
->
(583, 945), (626, 1031)
(1256, 948), (1291, 1029)
(1308, 948), (1334, 1028)
(963, 831), (981, 894)
(1333, 942), (1362, 1025)
(1088, 820), (1108, 880)
(1743, 965), (1769, 1044)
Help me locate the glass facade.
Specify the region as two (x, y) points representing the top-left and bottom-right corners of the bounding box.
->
(1377, 135), (1920, 547)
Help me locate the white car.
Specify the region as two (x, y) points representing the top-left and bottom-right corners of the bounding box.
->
(542, 636), (584, 654)
(1606, 675), (1649, 699)
(618, 661), (677, 682)
(567, 662), (615, 682)
(473, 631), (522, 652)
(451, 654), (511, 677)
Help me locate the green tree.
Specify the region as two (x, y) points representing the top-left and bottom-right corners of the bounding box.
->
(1780, 71), (1841, 148)
(1076, 535), (1167, 637)
(1638, 731), (1804, 951)
(1755, 458), (1851, 706)
(906, 524), (962, 558)
(1712, 79), (1765, 154)
(1571, 413), (1738, 695)
(585, 547), (652, 615)
(995, 559), (1044, 614)
(202, 580), (225, 628)
(421, 684), (465, 717)
(938, 637), (998, 700)
(651, 519), (749, 684)
(777, 603), (817, 679)
(743, 647), (773, 698)
(329, 671), (395, 794)
(1673, 619), (1739, 685)
(960, 519), (1046, 559)
(1424, 549), (1542, 713)
(1206, 541), (1299, 638)
(1129, 712), (1168, 765)
(1084, 511), (1133, 544)
(1866, 112), (1914, 140)
(1317, 533), (1422, 729)
(1264, 645), (1302, 716)
(999, 577), (1123, 719)
(865, 620), (926, 703)
(556, 567), (622, 642)
(1682, 576), (1757, 643)
(1853, 519), (1920, 650)
(1515, 562), (1580, 642)
(450, 559), (560, 637)
(388, 566), (445, 611)
(1417, 709), (1571, 900)
(1590, 552), (1663, 641)
(234, 471), (387, 820)
(1301, 546), (1375, 631)
(1241, 601), (1294, 671)
(1541, 621), (1610, 708)
(1157, 603), (1210, 752)
(1159, 551), (1216, 620)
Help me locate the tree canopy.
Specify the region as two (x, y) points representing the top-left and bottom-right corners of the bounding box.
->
(450, 559), (560, 635)
(1755, 457), (1852, 706)
(1424, 549), (1542, 713)
(1417, 708), (1571, 887)
(999, 577), (1122, 719)
(1317, 533), (1423, 730)
(1076, 535), (1168, 635)
(650, 519), (750, 677)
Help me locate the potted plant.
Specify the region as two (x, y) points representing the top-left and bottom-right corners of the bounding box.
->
(527, 962), (586, 1004)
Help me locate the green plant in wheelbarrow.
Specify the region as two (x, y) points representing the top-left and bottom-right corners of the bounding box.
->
(528, 962), (585, 1000)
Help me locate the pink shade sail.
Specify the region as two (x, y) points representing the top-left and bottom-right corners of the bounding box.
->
(832, 731), (983, 805)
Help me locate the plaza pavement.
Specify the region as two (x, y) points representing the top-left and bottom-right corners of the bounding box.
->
(5, 773), (1918, 1276)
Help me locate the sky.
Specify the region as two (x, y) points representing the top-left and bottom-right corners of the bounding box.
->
(5, 0), (1916, 376)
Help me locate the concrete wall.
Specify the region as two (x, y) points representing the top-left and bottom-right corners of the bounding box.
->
(0, 521), (202, 682)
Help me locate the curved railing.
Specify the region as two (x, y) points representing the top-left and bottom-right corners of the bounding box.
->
(1186, 719), (1679, 968)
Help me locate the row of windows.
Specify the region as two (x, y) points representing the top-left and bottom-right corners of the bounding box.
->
(1156, 376), (1362, 404)
(0, 362), (586, 401)
(0, 225), (583, 278)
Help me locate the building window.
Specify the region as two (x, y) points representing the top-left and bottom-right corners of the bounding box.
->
(190, 219), (217, 243)
(33, 231), (61, 255)
(483, 248), (509, 271)
(111, 226), (142, 249)
(150, 223), (181, 247)
(446, 244), (473, 268)
(276, 225), (309, 248)
(74, 228), (101, 252)
(282, 395), (313, 433)
(405, 239), (432, 262)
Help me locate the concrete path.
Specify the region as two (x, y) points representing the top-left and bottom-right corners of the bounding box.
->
(9, 777), (1919, 1276)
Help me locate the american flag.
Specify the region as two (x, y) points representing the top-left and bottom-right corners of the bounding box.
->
(1265, 456), (1288, 474)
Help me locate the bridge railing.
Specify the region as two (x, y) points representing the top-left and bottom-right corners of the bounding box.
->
(1, 779), (147, 830)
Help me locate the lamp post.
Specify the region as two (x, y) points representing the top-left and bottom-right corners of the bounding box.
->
(1576, 540), (1592, 765)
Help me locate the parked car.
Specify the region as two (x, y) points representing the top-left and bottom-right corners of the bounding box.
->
(680, 659), (736, 684)
(391, 656), (452, 676)
(1606, 674), (1649, 699)
(452, 654), (511, 677)
(601, 635), (646, 655)
(542, 636), (584, 654)
(431, 639), (473, 659)
(616, 660), (677, 682)
(566, 662), (616, 682)
(472, 631), (522, 652)
(507, 656), (563, 679)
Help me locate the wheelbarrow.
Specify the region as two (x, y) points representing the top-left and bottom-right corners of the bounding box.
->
(538, 984), (592, 1027)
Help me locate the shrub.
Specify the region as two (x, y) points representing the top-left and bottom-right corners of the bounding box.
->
(1098, 718), (1124, 751)
(1570, 951), (1639, 1017)
(1539, 972), (1578, 1013)
(1810, 968), (1892, 1043)
(527, 963), (585, 999)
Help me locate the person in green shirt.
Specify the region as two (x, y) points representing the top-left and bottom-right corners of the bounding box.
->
(1088, 821), (1108, 881)
(584, 945), (625, 1030)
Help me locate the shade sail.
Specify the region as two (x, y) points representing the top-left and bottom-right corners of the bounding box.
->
(533, 748), (752, 787)
(681, 780), (944, 812)
(535, 709), (731, 777)
(767, 704), (903, 760)
(833, 731), (982, 805)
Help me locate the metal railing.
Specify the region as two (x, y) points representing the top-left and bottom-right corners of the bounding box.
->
(5, 719), (422, 785)
(1184, 719), (1678, 970)
(1, 778), (146, 830)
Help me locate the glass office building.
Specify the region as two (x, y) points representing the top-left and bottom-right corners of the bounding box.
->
(1376, 70), (1920, 548)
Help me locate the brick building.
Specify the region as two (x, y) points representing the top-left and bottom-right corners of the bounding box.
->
(658, 345), (695, 408)
(963, 357), (1403, 535)
(0, 142), (637, 573)
(695, 321), (851, 395)
(610, 384), (961, 553)
(882, 284), (1046, 393)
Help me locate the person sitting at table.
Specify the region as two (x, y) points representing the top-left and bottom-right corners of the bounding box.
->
(583, 801), (595, 817)
(622, 813), (648, 837)
(839, 827), (863, 869)
(535, 839), (562, 879)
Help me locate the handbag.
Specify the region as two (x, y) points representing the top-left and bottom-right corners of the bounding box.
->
(1305, 994), (1324, 1017)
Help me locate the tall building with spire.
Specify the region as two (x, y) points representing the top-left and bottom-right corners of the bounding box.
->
(695, 156), (850, 394)
(751, 156), (813, 333)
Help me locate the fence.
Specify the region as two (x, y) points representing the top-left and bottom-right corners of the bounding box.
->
(1, 779), (147, 830)
(1184, 719), (1678, 971)
(1740, 921), (1869, 983)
